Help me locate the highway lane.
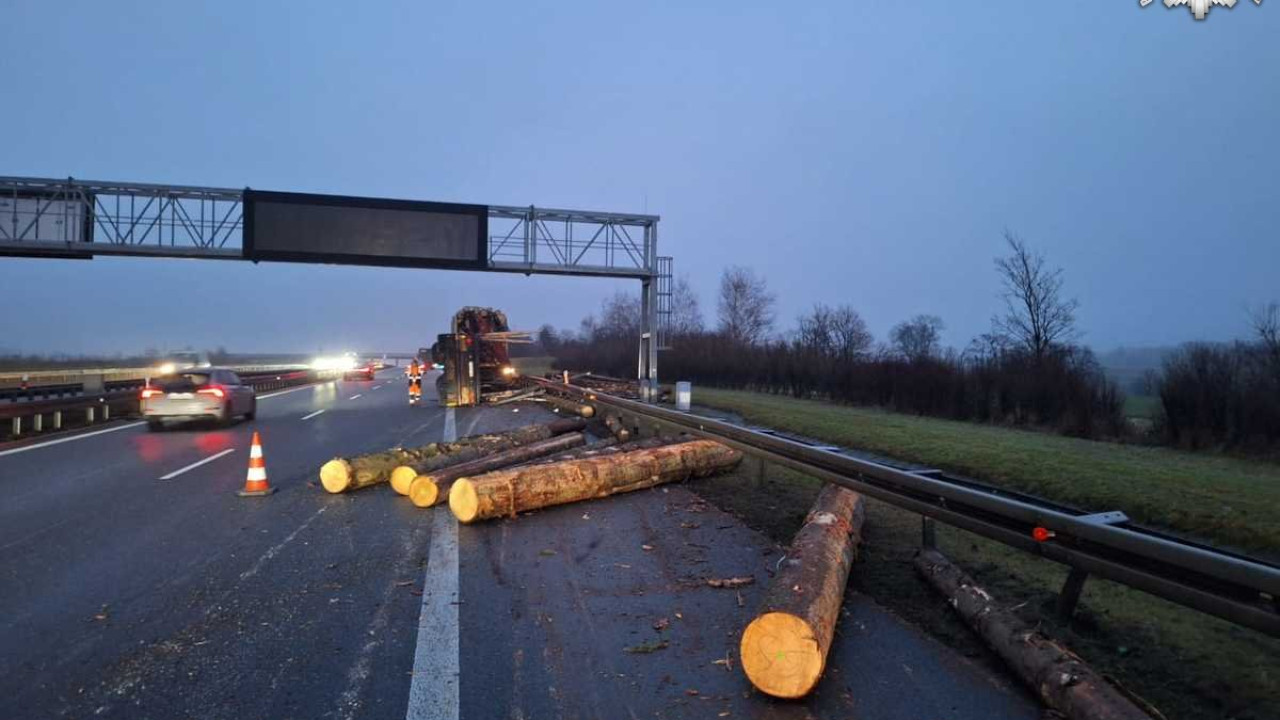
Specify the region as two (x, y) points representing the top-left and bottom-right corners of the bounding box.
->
(2, 370), (1041, 720)
(0, 368), (451, 719)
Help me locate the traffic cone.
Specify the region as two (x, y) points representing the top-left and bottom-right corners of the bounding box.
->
(238, 431), (276, 497)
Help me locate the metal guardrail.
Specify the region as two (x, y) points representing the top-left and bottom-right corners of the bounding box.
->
(1, 369), (335, 438)
(531, 377), (1280, 639)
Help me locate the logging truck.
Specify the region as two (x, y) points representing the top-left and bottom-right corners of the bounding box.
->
(430, 307), (530, 407)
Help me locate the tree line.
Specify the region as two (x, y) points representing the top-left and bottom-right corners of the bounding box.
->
(542, 232), (1280, 452)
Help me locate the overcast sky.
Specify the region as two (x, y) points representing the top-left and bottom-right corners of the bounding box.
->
(1, 1), (1276, 357)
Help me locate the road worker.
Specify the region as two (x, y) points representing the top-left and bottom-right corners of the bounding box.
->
(406, 359), (424, 405)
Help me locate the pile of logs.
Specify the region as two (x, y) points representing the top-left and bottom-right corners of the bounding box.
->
(316, 419), (744, 524)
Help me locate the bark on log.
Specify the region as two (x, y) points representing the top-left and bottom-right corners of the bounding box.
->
(515, 435), (680, 468)
(449, 439), (741, 523)
(739, 485), (865, 699)
(540, 394), (595, 418)
(408, 432), (587, 508)
(385, 418), (585, 494)
(602, 414), (631, 442)
(321, 419), (584, 494)
(914, 549), (1157, 720)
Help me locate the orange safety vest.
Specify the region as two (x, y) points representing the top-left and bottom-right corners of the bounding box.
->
(408, 362), (422, 381)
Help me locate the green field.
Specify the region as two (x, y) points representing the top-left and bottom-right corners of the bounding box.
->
(1124, 393), (1160, 420)
(511, 355), (555, 377)
(689, 387), (1280, 556)
(684, 388), (1280, 720)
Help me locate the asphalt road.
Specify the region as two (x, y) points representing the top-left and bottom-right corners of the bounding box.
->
(0, 369), (1039, 719)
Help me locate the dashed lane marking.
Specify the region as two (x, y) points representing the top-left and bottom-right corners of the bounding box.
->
(158, 448), (236, 480)
(301, 409), (326, 421)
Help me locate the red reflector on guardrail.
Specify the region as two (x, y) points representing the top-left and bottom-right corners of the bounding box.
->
(1032, 526), (1055, 542)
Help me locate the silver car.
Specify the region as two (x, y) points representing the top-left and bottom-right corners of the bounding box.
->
(141, 368), (256, 430)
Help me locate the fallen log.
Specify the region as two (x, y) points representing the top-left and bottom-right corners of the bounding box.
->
(540, 394), (595, 418)
(739, 485), (865, 699)
(408, 432), (587, 508)
(387, 417), (586, 494)
(914, 549), (1157, 720)
(516, 435), (679, 468)
(602, 414), (631, 442)
(449, 439), (741, 524)
(320, 418), (585, 494)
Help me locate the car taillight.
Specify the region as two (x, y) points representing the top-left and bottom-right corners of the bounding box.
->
(197, 386), (226, 399)
(140, 388), (164, 399)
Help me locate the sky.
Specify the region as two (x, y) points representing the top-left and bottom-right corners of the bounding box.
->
(1, 0), (1277, 357)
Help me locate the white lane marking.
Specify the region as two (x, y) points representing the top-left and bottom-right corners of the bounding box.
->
(349, 394), (363, 401)
(443, 406), (456, 443)
(158, 448), (236, 480)
(0, 380), (325, 460)
(301, 409), (326, 421)
(238, 505), (328, 582)
(406, 405), (459, 720)
(406, 509), (460, 720)
(0, 421), (146, 458)
(257, 384), (318, 400)
(372, 385), (382, 390)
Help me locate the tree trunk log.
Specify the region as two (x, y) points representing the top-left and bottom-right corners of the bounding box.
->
(602, 414), (631, 442)
(739, 485), (865, 699)
(320, 419), (584, 494)
(541, 395), (595, 418)
(385, 419), (584, 494)
(408, 432), (587, 508)
(914, 549), (1157, 720)
(449, 439), (741, 523)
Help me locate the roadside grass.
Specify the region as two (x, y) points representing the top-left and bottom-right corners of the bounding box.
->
(687, 387), (1280, 558)
(512, 355), (555, 377)
(692, 465), (1280, 720)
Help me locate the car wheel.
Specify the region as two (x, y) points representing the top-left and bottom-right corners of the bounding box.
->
(220, 402), (234, 427)
(147, 420), (163, 432)
(246, 398), (257, 420)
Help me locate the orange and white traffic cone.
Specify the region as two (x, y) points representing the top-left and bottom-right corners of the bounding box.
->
(238, 431), (276, 497)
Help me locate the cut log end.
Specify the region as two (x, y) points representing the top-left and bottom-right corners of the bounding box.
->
(579, 405), (595, 418)
(449, 479), (480, 524)
(319, 459), (352, 494)
(408, 476), (440, 508)
(390, 466), (418, 496)
(739, 612), (825, 700)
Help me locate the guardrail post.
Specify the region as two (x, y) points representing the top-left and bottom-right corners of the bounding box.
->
(752, 455), (766, 488)
(921, 517), (937, 549)
(33, 413), (42, 432)
(1055, 567), (1090, 623)
(10, 417), (20, 436)
(54, 410), (62, 429)
(102, 403), (110, 421)
(86, 407), (95, 424)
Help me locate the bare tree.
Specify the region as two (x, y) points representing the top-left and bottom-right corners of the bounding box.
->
(890, 314), (944, 362)
(597, 291), (641, 339)
(992, 231), (1078, 360)
(1249, 302), (1279, 354)
(797, 304), (873, 358)
(670, 276), (704, 337)
(717, 266), (775, 346)
(536, 324), (559, 351)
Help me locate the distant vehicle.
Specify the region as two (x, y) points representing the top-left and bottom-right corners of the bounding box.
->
(153, 350), (211, 376)
(343, 357), (377, 381)
(140, 368), (256, 430)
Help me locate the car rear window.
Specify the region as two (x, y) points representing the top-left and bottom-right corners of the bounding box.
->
(153, 373), (212, 391)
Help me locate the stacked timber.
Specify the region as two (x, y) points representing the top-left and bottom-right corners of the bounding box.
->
(739, 485), (866, 699)
(318, 418), (585, 494)
(386, 418), (586, 494)
(448, 439), (741, 524)
(407, 432), (588, 508)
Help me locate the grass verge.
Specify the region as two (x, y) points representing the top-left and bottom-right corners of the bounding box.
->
(693, 464), (1280, 720)
(688, 387), (1280, 557)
